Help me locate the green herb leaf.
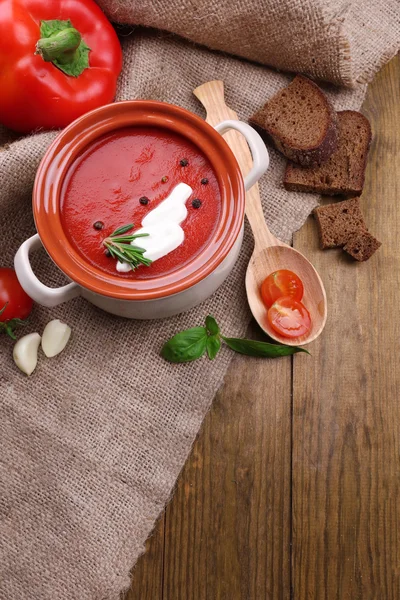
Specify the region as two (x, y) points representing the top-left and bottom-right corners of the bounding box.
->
(108, 245), (129, 263)
(111, 233), (149, 242)
(205, 315), (220, 335)
(0, 302), (8, 317)
(221, 336), (309, 358)
(161, 326), (208, 363)
(206, 334), (221, 360)
(111, 223), (135, 236)
(103, 223), (152, 271)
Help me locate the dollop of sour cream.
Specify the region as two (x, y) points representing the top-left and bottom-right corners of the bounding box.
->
(116, 183), (193, 272)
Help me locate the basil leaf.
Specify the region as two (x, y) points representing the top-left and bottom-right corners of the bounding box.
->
(221, 336), (309, 357)
(205, 315), (220, 335)
(161, 326), (208, 363)
(206, 334), (221, 360)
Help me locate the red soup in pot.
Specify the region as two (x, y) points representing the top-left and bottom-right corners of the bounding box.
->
(61, 127), (222, 279)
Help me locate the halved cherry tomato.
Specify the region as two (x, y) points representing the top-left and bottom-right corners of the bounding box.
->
(267, 296), (311, 339)
(261, 270), (304, 309)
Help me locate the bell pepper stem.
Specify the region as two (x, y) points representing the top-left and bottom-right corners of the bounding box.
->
(35, 20), (90, 77)
(36, 28), (82, 64)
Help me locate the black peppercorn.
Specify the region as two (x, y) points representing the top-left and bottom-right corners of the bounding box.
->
(139, 196), (149, 205)
(180, 158), (189, 167)
(93, 221), (104, 230)
(192, 198), (202, 209)
(104, 249), (111, 257)
(201, 178), (209, 185)
(161, 176), (169, 183)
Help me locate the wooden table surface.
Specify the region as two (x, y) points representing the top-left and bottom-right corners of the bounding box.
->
(126, 55), (400, 600)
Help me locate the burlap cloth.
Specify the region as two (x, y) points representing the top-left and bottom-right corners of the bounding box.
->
(0, 2), (399, 599)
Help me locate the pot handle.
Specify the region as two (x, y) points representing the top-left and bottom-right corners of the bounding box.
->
(214, 120), (269, 191)
(14, 234), (80, 307)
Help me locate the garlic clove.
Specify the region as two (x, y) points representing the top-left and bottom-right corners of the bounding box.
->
(13, 332), (41, 376)
(41, 319), (71, 358)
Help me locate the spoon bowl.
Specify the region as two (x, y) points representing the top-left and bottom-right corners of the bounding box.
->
(194, 79), (327, 346)
(246, 244), (327, 346)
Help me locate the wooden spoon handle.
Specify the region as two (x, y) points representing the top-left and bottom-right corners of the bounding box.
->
(193, 80), (279, 249)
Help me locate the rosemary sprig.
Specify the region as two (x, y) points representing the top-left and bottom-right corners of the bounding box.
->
(103, 224), (152, 270)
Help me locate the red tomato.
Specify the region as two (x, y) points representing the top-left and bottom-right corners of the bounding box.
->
(0, 268), (33, 338)
(261, 270), (304, 308)
(267, 296), (311, 339)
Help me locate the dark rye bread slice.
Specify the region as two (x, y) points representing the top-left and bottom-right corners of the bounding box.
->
(250, 75), (338, 167)
(343, 231), (381, 261)
(284, 111), (371, 196)
(313, 197), (367, 249)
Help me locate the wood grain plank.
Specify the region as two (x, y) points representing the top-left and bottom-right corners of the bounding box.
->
(292, 55), (400, 599)
(124, 515), (165, 600)
(162, 320), (293, 600)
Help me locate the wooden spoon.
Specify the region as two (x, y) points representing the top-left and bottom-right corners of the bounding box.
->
(193, 80), (327, 346)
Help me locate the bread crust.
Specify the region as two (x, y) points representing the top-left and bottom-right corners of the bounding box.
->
(343, 230), (381, 261)
(284, 111), (372, 195)
(250, 75), (338, 167)
(312, 197), (367, 249)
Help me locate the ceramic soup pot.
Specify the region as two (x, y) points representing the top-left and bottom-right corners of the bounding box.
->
(15, 101), (269, 319)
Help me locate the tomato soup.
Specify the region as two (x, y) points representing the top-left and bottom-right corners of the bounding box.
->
(61, 127), (222, 279)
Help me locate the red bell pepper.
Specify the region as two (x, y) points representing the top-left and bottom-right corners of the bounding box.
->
(0, 0), (123, 133)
